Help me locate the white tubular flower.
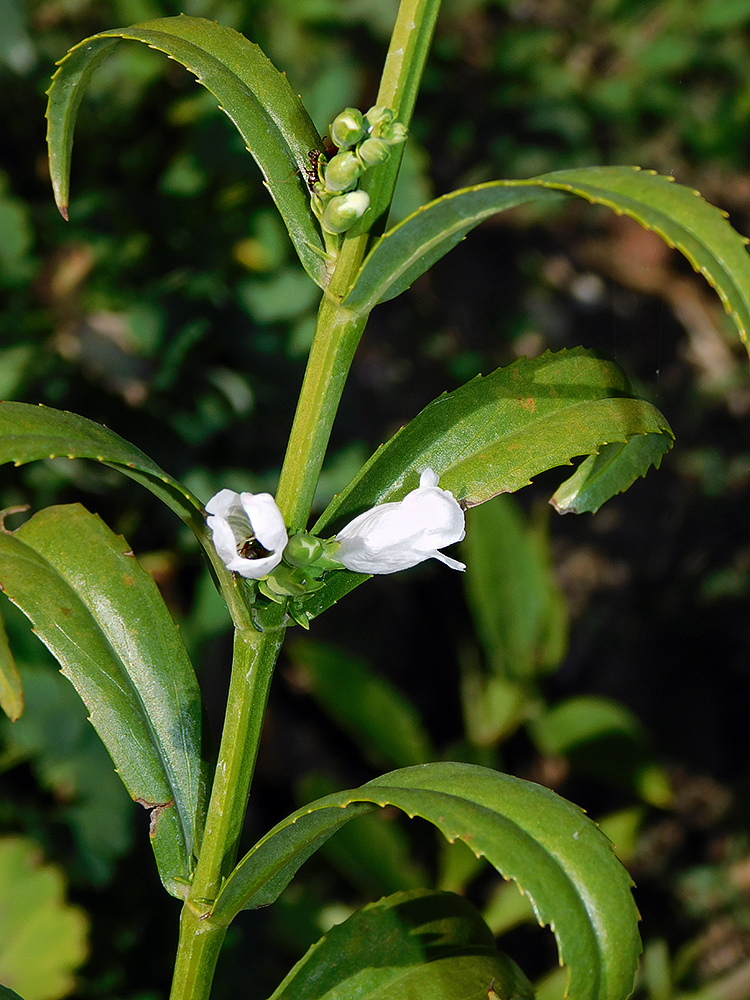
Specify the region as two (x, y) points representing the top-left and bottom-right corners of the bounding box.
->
(205, 489), (288, 579)
(335, 469), (466, 575)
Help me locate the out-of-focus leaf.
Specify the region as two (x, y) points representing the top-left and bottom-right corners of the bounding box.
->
(46, 16), (326, 285)
(306, 349), (673, 618)
(529, 696), (672, 808)
(288, 639), (434, 767)
(0, 837), (88, 1000)
(461, 673), (530, 749)
(0, 346), (34, 399)
(238, 267), (321, 323)
(0, 664), (132, 885)
(269, 889), (534, 1000)
(0, 505), (208, 896)
(0, 174), (34, 288)
(597, 808), (646, 866)
(463, 496), (568, 682)
(484, 880), (538, 937)
(551, 435), (674, 514)
(0, 608), (23, 721)
(213, 762), (641, 1000)
(531, 696), (643, 750)
(344, 167), (750, 360)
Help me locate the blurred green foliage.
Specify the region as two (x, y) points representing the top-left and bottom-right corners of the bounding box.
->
(2, 0), (750, 998)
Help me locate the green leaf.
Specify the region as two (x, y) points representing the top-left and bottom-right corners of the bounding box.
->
(463, 496), (568, 682)
(0, 402), (253, 631)
(45, 16), (326, 286)
(0, 836), (88, 1000)
(288, 639), (434, 767)
(269, 888), (534, 1000)
(212, 762), (641, 1000)
(0, 607), (23, 722)
(0, 401), (204, 535)
(551, 435), (673, 514)
(314, 349), (673, 528)
(298, 774), (428, 898)
(0, 664), (133, 885)
(0, 506), (207, 897)
(344, 183), (564, 312)
(305, 348), (672, 620)
(306, 349), (672, 619)
(0, 987), (25, 1000)
(344, 167), (750, 359)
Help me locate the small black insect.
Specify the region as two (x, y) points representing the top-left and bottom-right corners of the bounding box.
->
(305, 148), (324, 191)
(238, 536), (272, 560)
(304, 136), (337, 191)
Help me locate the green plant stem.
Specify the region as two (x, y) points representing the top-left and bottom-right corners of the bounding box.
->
(170, 2), (444, 996)
(351, 0), (442, 238)
(275, 242), (368, 530)
(275, 0), (443, 529)
(169, 906), (227, 1000)
(170, 615), (286, 1000)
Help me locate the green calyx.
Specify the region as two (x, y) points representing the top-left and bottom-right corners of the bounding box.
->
(256, 534), (342, 608)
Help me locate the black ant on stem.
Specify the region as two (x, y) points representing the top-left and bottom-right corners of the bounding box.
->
(304, 136), (337, 191)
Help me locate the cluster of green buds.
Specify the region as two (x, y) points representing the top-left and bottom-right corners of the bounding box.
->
(258, 531), (342, 623)
(309, 105), (408, 241)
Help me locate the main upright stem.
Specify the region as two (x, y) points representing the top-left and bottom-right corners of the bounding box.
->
(170, 617), (286, 1000)
(169, 2), (443, 997)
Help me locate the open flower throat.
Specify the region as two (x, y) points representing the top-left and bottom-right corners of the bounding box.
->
(206, 489), (288, 579)
(205, 469), (466, 585)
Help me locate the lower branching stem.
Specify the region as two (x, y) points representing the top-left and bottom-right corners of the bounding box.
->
(169, 905), (227, 1000)
(169, 615), (286, 1000)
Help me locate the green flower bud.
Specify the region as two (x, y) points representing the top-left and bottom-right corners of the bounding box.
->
(357, 137), (391, 167)
(284, 532), (324, 567)
(330, 108), (366, 149)
(365, 105), (395, 136)
(324, 151), (365, 192)
(381, 121), (408, 146)
(262, 563), (309, 597)
(321, 190), (370, 234)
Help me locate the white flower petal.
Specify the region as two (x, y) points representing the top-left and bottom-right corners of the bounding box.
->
(334, 468), (465, 575)
(241, 492), (289, 552)
(207, 513), (241, 565)
(205, 488), (242, 518)
(418, 468), (439, 489)
(205, 488), (288, 579)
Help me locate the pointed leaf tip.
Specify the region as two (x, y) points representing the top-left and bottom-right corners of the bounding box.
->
(58, 203), (69, 221)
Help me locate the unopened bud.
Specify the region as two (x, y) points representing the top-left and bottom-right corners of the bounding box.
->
(324, 151), (365, 192)
(330, 108), (366, 149)
(381, 121), (408, 146)
(321, 190), (370, 234)
(284, 532), (324, 567)
(357, 137), (391, 167)
(365, 106), (395, 136)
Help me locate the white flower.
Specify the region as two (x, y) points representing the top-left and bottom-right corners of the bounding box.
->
(205, 489), (288, 579)
(334, 469), (466, 574)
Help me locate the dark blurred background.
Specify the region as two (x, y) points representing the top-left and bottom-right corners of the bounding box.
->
(2, 1), (750, 998)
